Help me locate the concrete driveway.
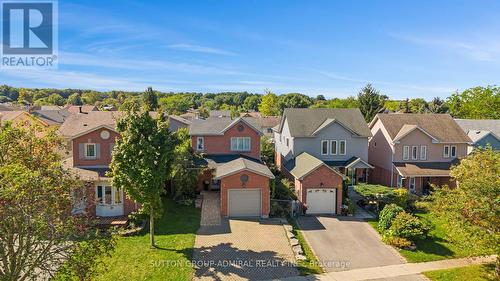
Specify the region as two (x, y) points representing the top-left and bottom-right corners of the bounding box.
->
(297, 216), (405, 272)
(192, 219), (299, 280)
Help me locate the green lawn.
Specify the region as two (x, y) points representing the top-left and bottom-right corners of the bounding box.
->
(289, 219), (323, 275)
(367, 212), (479, 263)
(96, 197), (201, 281)
(423, 263), (497, 281)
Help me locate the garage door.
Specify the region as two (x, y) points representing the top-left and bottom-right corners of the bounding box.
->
(306, 188), (336, 214)
(228, 189), (261, 217)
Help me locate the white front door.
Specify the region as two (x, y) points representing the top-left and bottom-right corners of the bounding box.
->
(96, 183), (124, 217)
(306, 188), (336, 214)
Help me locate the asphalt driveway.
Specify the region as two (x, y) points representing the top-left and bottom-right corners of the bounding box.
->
(192, 219), (299, 280)
(297, 215), (406, 272)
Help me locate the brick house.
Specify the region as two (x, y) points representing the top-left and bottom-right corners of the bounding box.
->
(190, 117), (274, 218)
(59, 111), (190, 218)
(368, 113), (471, 195)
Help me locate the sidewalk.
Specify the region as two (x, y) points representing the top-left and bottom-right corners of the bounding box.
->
(274, 255), (496, 281)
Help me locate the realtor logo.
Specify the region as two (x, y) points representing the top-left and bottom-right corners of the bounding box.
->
(1, 0), (58, 68)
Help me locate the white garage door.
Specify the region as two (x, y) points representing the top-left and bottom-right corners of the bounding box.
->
(228, 189), (261, 217)
(306, 188), (336, 214)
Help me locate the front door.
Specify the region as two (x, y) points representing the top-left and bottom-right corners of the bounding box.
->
(96, 183), (124, 217)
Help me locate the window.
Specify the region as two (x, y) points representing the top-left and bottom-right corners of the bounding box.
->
(97, 185), (122, 205)
(409, 177), (416, 192)
(97, 185), (103, 204)
(286, 138), (289, 147)
(330, 140), (338, 155)
(85, 143), (96, 158)
(196, 137), (204, 151)
(321, 140), (328, 155)
(397, 175), (403, 188)
(403, 146), (410, 160)
(420, 145), (427, 160)
(339, 140), (346, 155)
(443, 145), (450, 158)
(451, 145), (457, 157)
(114, 187), (122, 204)
(231, 137), (251, 151)
(412, 146), (418, 160)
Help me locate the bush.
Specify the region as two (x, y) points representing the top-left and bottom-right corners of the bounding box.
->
(347, 199), (357, 215)
(388, 211), (430, 241)
(393, 188), (409, 208)
(273, 178), (297, 200)
(383, 236), (412, 248)
(378, 203), (404, 231)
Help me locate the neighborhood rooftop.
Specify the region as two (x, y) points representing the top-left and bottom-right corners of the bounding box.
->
(455, 119), (500, 141)
(189, 117), (262, 135)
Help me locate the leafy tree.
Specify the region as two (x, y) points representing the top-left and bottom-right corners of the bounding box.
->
(398, 98), (411, 113)
(67, 93), (83, 105)
(242, 95), (261, 112)
(81, 91), (100, 105)
(258, 91), (280, 116)
(447, 86), (500, 119)
(170, 128), (199, 200)
(119, 96), (141, 111)
(384, 100), (401, 112)
(315, 94), (326, 101)
(278, 93), (313, 111)
(428, 97), (448, 113)
(260, 135), (275, 167)
(159, 95), (192, 114)
(357, 84), (388, 122)
(110, 110), (175, 247)
(142, 87), (158, 111)
(409, 98), (428, 113)
(197, 106), (209, 118)
(430, 148), (499, 274)
(0, 123), (113, 280)
(46, 93), (65, 105)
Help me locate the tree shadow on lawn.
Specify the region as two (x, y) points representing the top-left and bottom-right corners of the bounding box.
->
(411, 237), (455, 257)
(192, 242), (299, 281)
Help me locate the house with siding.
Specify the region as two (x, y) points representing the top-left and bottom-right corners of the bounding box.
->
(59, 111), (190, 219)
(189, 117), (274, 218)
(273, 108), (373, 214)
(455, 119), (500, 153)
(368, 113), (471, 195)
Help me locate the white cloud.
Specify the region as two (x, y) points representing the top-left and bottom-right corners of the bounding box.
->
(166, 43), (236, 56)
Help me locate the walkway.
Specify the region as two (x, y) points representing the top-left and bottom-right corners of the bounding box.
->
(274, 255), (496, 281)
(200, 191), (221, 226)
(348, 186), (375, 220)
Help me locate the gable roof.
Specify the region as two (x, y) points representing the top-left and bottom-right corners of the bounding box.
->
(58, 111), (123, 138)
(372, 113), (471, 143)
(392, 124), (439, 143)
(189, 117), (262, 136)
(287, 152), (345, 179)
(65, 105), (98, 114)
(31, 109), (71, 125)
(0, 110), (26, 122)
(279, 108), (372, 137)
(214, 157), (274, 179)
(455, 119), (500, 143)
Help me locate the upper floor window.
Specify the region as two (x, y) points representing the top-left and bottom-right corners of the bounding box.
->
(443, 145), (450, 158)
(321, 140), (328, 155)
(196, 137), (204, 151)
(330, 140), (338, 155)
(420, 145), (427, 160)
(231, 137), (251, 151)
(339, 140), (346, 155)
(450, 145), (457, 158)
(85, 143), (97, 159)
(411, 146), (418, 160)
(403, 145), (410, 160)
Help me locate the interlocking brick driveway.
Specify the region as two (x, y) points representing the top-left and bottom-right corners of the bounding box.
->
(192, 219), (299, 280)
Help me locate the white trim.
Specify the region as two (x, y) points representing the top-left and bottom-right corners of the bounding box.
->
(345, 158), (374, 169)
(411, 146), (418, 160)
(214, 167), (275, 180)
(392, 125), (439, 144)
(403, 145), (410, 160)
(330, 140), (338, 155)
(220, 118), (263, 136)
(339, 140), (346, 155)
(321, 140), (329, 155)
(443, 145), (450, 158)
(84, 143), (97, 159)
(420, 145), (427, 160)
(69, 125), (117, 140)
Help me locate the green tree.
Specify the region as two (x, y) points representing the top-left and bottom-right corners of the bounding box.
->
(67, 93), (83, 105)
(409, 98), (428, 113)
(0, 124), (113, 280)
(260, 135), (275, 168)
(428, 97), (448, 113)
(110, 110), (175, 247)
(242, 95), (261, 112)
(81, 91), (100, 105)
(447, 86), (500, 119)
(398, 98), (411, 113)
(357, 84), (388, 122)
(430, 148), (499, 274)
(278, 93), (313, 111)
(384, 100), (401, 112)
(142, 87), (158, 111)
(170, 128), (199, 200)
(258, 91), (280, 116)
(46, 93), (65, 105)
(159, 95), (192, 114)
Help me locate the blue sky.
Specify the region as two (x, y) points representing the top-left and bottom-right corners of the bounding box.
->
(2, 0), (500, 99)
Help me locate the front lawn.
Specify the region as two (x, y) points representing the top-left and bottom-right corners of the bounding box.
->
(96, 197), (201, 281)
(368, 211), (479, 263)
(423, 263), (496, 281)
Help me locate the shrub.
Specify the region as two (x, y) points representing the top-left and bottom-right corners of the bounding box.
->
(393, 188), (409, 208)
(347, 199), (357, 215)
(382, 236), (412, 248)
(378, 203), (404, 231)
(388, 211), (430, 241)
(273, 178), (297, 200)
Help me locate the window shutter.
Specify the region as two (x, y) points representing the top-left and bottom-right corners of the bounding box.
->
(79, 143), (84, 159)
(95, 143), (101, 159)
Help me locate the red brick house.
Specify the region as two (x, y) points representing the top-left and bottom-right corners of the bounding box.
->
(59, 111), (190, 218)
(190, 117), (274, 218)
